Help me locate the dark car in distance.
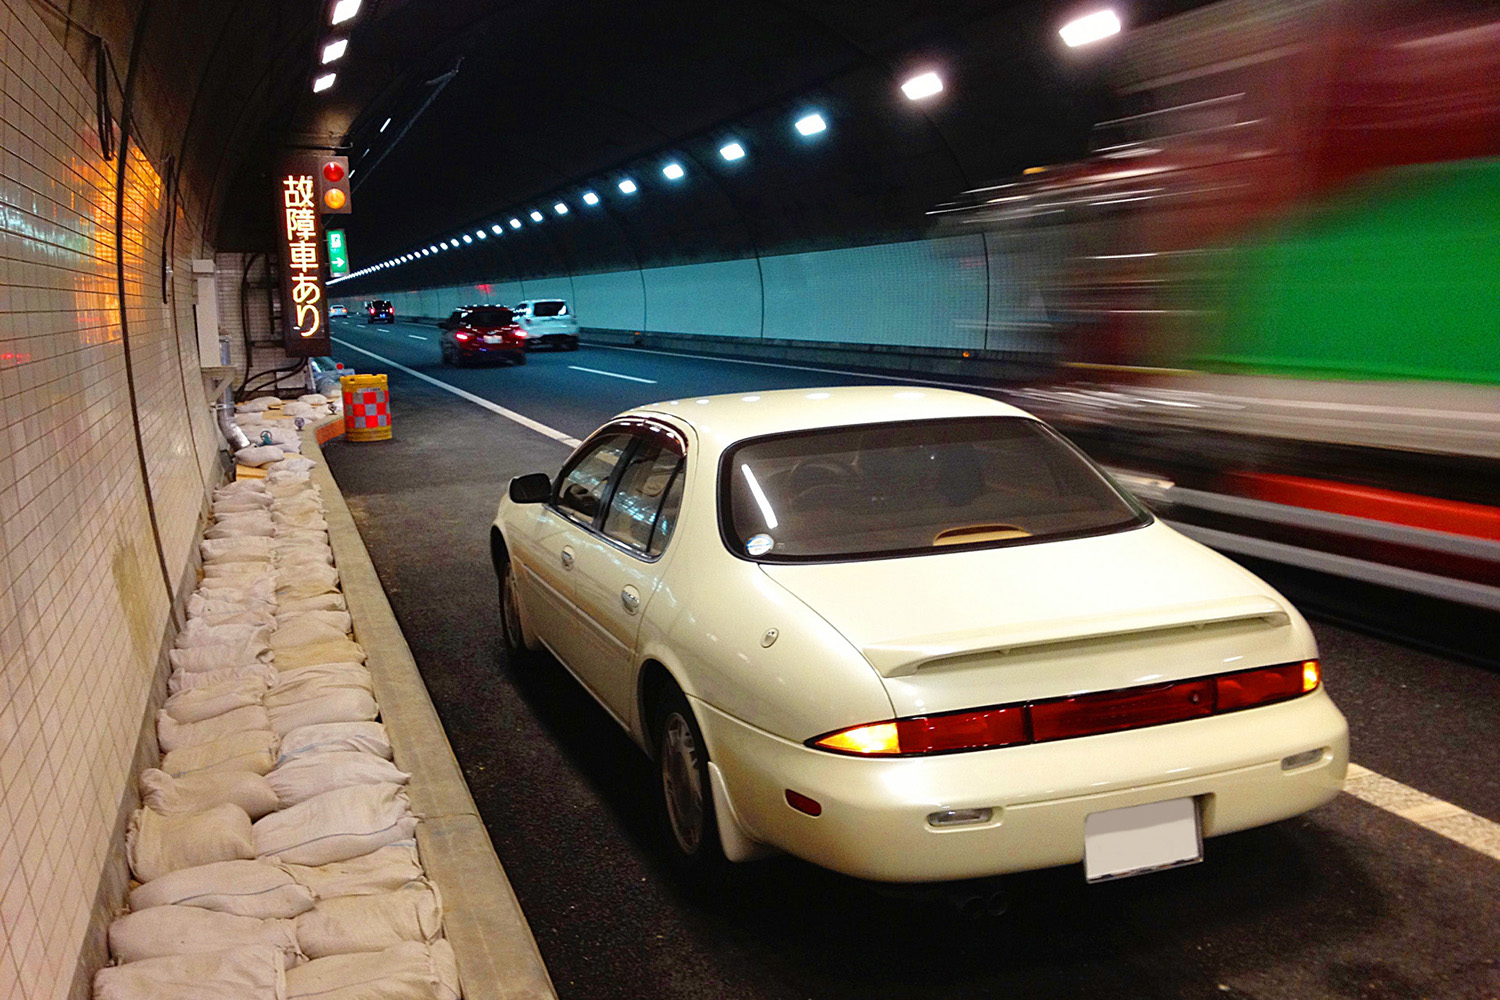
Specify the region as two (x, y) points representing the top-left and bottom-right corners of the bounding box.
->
(438, 306), (527, 366)
(367, 300), (395, 323)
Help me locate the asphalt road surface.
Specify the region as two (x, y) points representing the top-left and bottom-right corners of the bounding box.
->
(324, 316), (1500, 1000)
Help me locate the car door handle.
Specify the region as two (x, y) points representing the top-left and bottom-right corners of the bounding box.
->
(560, 547), (574, 569)
(621, 586), (641, 614)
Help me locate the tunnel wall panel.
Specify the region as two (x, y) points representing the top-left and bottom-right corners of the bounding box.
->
(572, 270), (646, 331)
(640, 258), (763, 338)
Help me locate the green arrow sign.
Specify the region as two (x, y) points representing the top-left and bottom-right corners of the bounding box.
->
(327, 229), (349, 277)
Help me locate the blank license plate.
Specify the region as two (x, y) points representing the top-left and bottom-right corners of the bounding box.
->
(1084, 797), (1202, 882)
(484, 335), (502, 343)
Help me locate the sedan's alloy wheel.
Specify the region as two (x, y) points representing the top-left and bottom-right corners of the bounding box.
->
(661, 712), (705, 855)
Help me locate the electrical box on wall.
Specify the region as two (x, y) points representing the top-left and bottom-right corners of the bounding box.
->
(192, 259), (220, 366)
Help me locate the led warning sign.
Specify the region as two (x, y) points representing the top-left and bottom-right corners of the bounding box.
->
(276, 158), (331, 356)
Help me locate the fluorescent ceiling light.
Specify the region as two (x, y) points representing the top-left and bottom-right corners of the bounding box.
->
(462, 235), (473, 243)
(439, 241), (448, 249)
(476, 230), (486, 239)
(321, 39), (347, 64)
(1060, 9), (1121, 46)
(662, 162), (685, 180)
(509, 218), (522, 229)
(428, 245), (438, 252)
(582, 191), (599, 205)
(554, 202), (568, 215)
(794, 113), (826, 136)
(380, 117), (391, 132)
(901, 71), (943, 101)
(719, 142), (745, 161)
(618, 178), (637, 194)
(529, 210), (544, 222)
(330, 0), (360, 25)
(312, 73), (336, 93)
(491, 224), (504, 235)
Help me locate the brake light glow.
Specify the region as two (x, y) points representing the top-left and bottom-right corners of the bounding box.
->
(454, 331), (471, 341)
(810, 660), (1320, 756)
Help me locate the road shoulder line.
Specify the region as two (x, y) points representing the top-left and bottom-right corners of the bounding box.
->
(1344, 763), (1500, 861)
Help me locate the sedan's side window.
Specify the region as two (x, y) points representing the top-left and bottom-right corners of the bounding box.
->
(555, 434), (633, 526)
(602, 440), (683, 554)
(646, 469), (684, 557)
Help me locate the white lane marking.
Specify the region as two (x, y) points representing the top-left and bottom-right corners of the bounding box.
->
(1344, 763), (1500, 861)
(592, 343), (1004, 393)
(567, 365), (657, 384)
(407, 335), (428, 341)
(331, 338), (584, 449)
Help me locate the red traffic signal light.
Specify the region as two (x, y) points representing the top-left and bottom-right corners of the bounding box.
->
(322, 160), (346, 183)
(316, 155), (351, 214)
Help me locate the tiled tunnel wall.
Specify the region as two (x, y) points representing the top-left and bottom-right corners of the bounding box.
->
(0, 1), (222, 997)
(332, 232), (1056, 357)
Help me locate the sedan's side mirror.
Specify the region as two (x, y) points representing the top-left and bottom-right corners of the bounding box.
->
(509, 473), (552, 504)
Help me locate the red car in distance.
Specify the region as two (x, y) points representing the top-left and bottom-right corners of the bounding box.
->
(438, 305), (528, 367)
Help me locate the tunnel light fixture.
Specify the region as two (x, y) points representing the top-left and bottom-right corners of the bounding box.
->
(321, 39), (348, 64)
(662, 162), (685, 180)
(618, 177), (637, 194)
(312, 73), (336, 93)
(462, 234), (473, 243)
(509, 217), (522, 229)
(1060, 9), (1121, 46)
(529, 210), (544, 222)
(901, 70), (943, 101)
(380, 117), (391, 132)
(554, 201), (568, 215)
(719, 141), (745, 161)
(439, 241), (448, 249)
(476, 229), (486, 239)
(582, 191), (599, 205)
(330, 0), (360, 25)
(794, 112), (827, 136)
(491, 224), (504, 235)
(428, 245), (438, 253)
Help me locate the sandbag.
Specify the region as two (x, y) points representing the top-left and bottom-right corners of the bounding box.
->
(93, 945), (286, 1000)
(197, 576), (277, 604)
(275, 610), (351, 634)
(278, 721), (391, 763)
(217, 478), (269, 494)
(189, 594), (275, 620)
(270, 455), (316, 474)
(253, 783), (415, 866)
(282, 842), (422, 898)
(267, 751), (408, 808)
(169, 639), (270, 674)
(214, 497), (274, 515)
(169, 662), (277, 696)
(294, 882), (441, 959)
(140, 768), (279, 820)
(212, 510), (275, 528)
(163, 675), (268, 723)
(130, 860), (317, 919)
(109, 906), (301, 965)
(276, 556), (338, 579)
(273, 639), (366, 671)
(237, 396), (281, 412)
(197, 608), (279, 629)
(267, 690), (379, 734)
(268, 481), (318, 500)
(203, 536), (275, 562)
(264, 669), (373, 711)
(158, 705), (273, 753)
(272, 513), (329, 533)
(275, 548), (334, 569)
(270, 617), (348, 650)
(284, 941), (459, 1000)
(235, 445), (286, 467)
(161, 730), (279, 777)
(278, 592), (346, 614)
(207, 520), (277, 539)
(127, 803), (254, 882)
(177, 623), (272, 649)
(201, 566), (277, 585)
(255, 426), (303, 450)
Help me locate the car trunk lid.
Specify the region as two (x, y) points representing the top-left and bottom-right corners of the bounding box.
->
(757, 523), (1303, 717)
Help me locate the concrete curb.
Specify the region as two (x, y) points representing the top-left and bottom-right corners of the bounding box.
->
(304, 427), (558, 1000)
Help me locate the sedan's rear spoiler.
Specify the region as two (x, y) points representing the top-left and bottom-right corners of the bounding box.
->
(860, 596), (1290, 677)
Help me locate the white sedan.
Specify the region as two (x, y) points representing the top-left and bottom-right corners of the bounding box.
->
(490, 386), (1348, 884)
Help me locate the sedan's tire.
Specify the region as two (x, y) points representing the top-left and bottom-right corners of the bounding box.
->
(512, 351), (527, 366)
(564, 339), (580, 351)
(497, 554), (532, 667)
(654, 687), (728, 883)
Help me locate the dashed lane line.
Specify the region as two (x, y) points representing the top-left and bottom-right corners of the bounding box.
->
(408, 334), (428, 340)
(331, 338), (584, 449)
(566, 365), (657, 384)
(336, 334), (1500, 864)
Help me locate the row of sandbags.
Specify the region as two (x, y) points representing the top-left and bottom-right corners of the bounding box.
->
(233, 395), (343, 467)
(100, 448), (459, 1000)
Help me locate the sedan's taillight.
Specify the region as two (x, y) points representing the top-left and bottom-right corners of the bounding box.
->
(811, 660), (1320, 757)
(454, 331), (471, 341)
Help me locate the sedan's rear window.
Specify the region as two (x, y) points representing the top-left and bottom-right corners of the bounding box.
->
(532, 300), (567, 317)
(463, 308), (514, 326)
(721, 417), (1148, 561)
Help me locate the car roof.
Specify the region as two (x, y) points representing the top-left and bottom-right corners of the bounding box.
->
(628, 385), (1035, 455)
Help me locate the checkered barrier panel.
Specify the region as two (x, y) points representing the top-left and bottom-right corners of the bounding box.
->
(344, 388), (390, 429)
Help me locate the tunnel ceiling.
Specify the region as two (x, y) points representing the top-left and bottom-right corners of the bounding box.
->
(209, 0), (1218, 283)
